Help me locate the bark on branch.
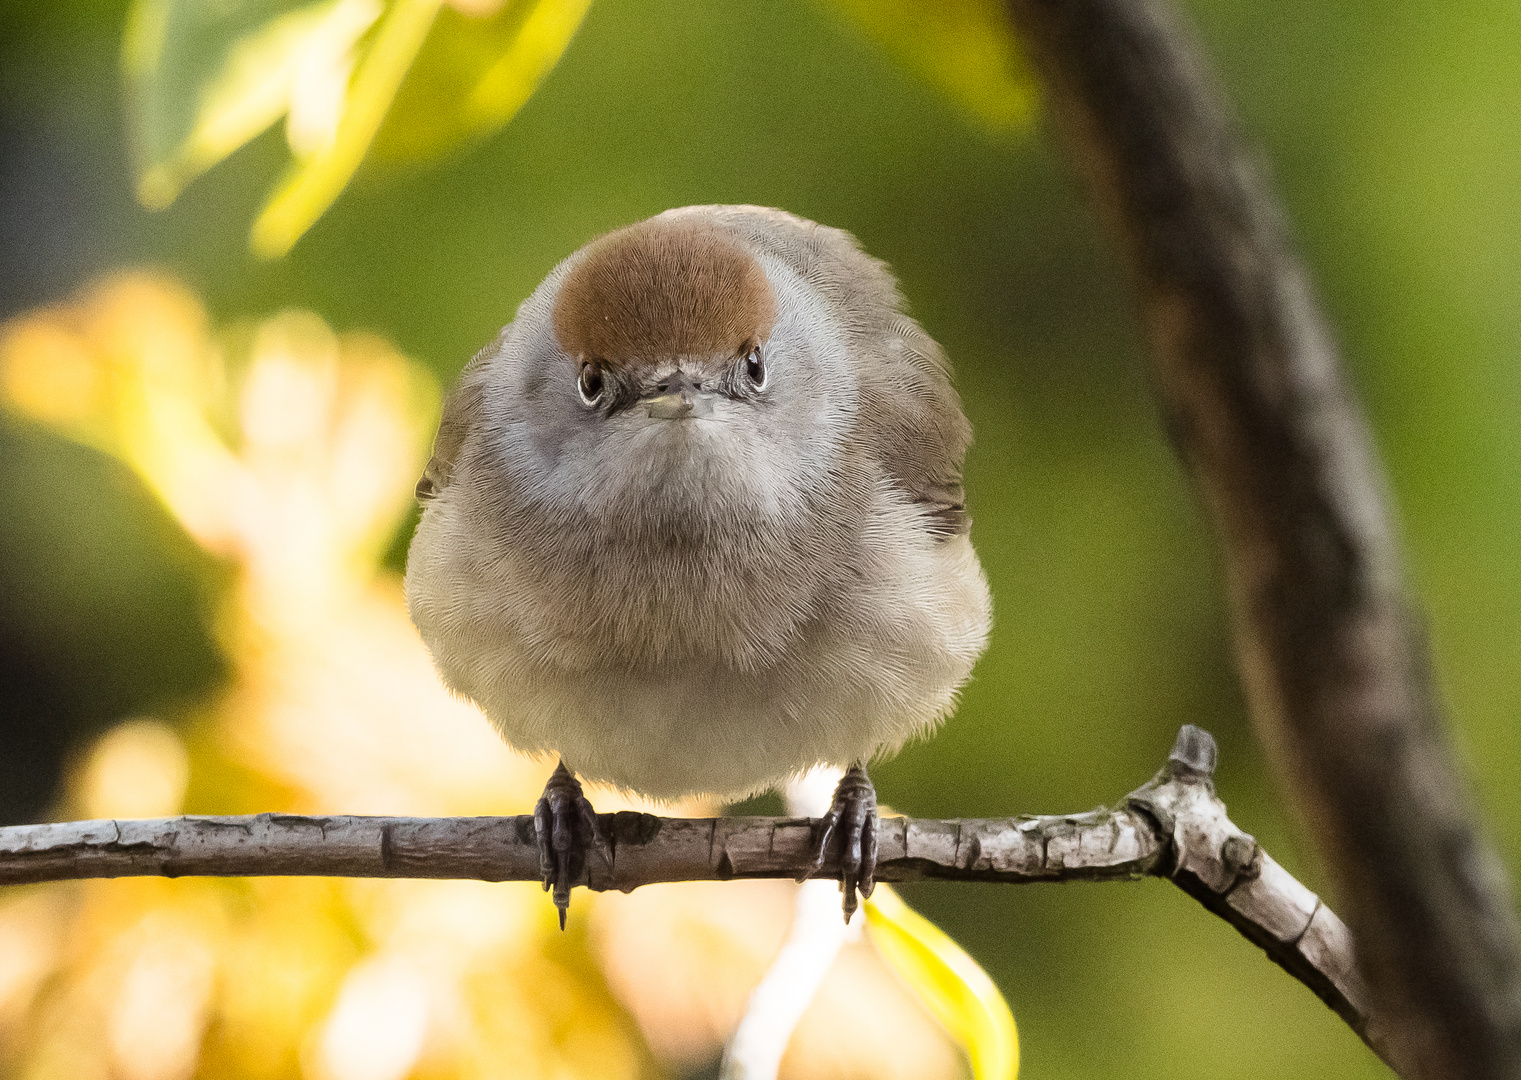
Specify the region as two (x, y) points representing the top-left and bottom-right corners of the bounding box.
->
(1, 726), (1391, 1069)
(1000, 1), (1521, 1077)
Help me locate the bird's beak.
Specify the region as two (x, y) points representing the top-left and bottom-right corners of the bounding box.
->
(645, 393), (718, 419)
(641, 370), (714, 420)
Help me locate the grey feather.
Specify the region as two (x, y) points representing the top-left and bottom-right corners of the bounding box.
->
(416, 339), (494, 502)
(663, 205), (972, 537)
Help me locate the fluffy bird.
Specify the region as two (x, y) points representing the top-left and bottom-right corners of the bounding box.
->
(405, 205), (990, 924)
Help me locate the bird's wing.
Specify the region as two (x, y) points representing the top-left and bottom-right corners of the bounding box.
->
(668, 205), (972, 537)
(414, 341), (493, 502)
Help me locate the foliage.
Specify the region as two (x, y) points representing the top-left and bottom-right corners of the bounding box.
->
(124, 0), (593, 256)
(121, 0), (1031, 256)
(831, 0), (1033, 131)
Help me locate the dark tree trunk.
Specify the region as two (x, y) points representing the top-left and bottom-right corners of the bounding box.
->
(999, 1), (1521, 1076)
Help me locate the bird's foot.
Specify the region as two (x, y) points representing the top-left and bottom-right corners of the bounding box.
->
(803, 764), (879, 922)
(534, 762), (599, 929)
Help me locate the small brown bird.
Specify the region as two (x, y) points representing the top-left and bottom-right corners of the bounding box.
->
(405, 206), (990, 924)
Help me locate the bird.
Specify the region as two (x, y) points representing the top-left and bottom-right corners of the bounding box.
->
(404, 205), (991, 926)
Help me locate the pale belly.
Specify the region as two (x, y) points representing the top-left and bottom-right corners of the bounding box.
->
(406, 495), (990, 800)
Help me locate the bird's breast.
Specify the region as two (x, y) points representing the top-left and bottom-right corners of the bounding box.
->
(500, 502), (837, 675)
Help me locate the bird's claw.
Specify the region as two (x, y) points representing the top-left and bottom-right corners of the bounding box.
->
(534, 762), (599, 929)
(802, 764), (878, 921)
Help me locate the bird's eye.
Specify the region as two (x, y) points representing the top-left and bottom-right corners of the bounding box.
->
(745, 347), (767, 389)
(578, 363), (604, 406)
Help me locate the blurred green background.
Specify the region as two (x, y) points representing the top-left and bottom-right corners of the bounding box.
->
(2, 0), (1518, 1077)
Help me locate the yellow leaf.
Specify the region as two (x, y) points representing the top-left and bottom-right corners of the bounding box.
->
(864, 884), (1019, 1080)
(125, 0), (588, 254)
(252, 0), (589, 254)
(124, 0), (383, 211)
(251, 0), (444, 257)
(831, 0), (1035, 131)
(372, 0), (594, 164)
(465, 0), (592, 132)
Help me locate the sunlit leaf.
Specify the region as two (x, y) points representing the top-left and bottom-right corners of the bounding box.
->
(123, 0), (383, 210)
(865, 884), (1019, 1080)
(829, 0), (1035, 131)
(251, 0), (589, 254)
(374, 0), (594, 163)
(123, 0), (590, 256)
(249, 0), (443, 257)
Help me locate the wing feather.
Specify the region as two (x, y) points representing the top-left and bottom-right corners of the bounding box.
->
(667, 206), (972, 537)
(415, 342), (492, 502)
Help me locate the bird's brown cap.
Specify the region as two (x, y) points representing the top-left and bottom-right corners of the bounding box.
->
(552, 217), (777, 367)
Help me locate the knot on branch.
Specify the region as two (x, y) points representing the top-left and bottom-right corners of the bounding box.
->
(1127, 725), (1262, 894)
(1168, 723), (1219, 778)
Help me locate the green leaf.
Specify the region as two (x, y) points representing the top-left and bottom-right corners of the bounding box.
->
(124, 0), (384, 209)
(373, 0), (595, 163)
(864, 884), (1019, 1080)
(249, 0), (443, 257)
(829, 0), (1035, 131)
(122, 0), (591, 256)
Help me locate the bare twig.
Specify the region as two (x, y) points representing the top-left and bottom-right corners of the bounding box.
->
(0, 726), (1391, 1069)
(1000, 1), (1521, 1077)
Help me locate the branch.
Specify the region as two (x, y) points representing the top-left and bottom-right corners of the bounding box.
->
(1000, 1), (1521, 1077)
(0, 726), (1390, 1069)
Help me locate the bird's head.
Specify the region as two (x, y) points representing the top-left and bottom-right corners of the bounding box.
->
(493, 213), (858, 522)
(552, 215), (777, 422)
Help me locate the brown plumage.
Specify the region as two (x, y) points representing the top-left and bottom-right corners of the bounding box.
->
(551, 217), (777, 365)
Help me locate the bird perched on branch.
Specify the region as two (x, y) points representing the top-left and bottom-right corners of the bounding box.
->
(405, 206), (990, 926)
